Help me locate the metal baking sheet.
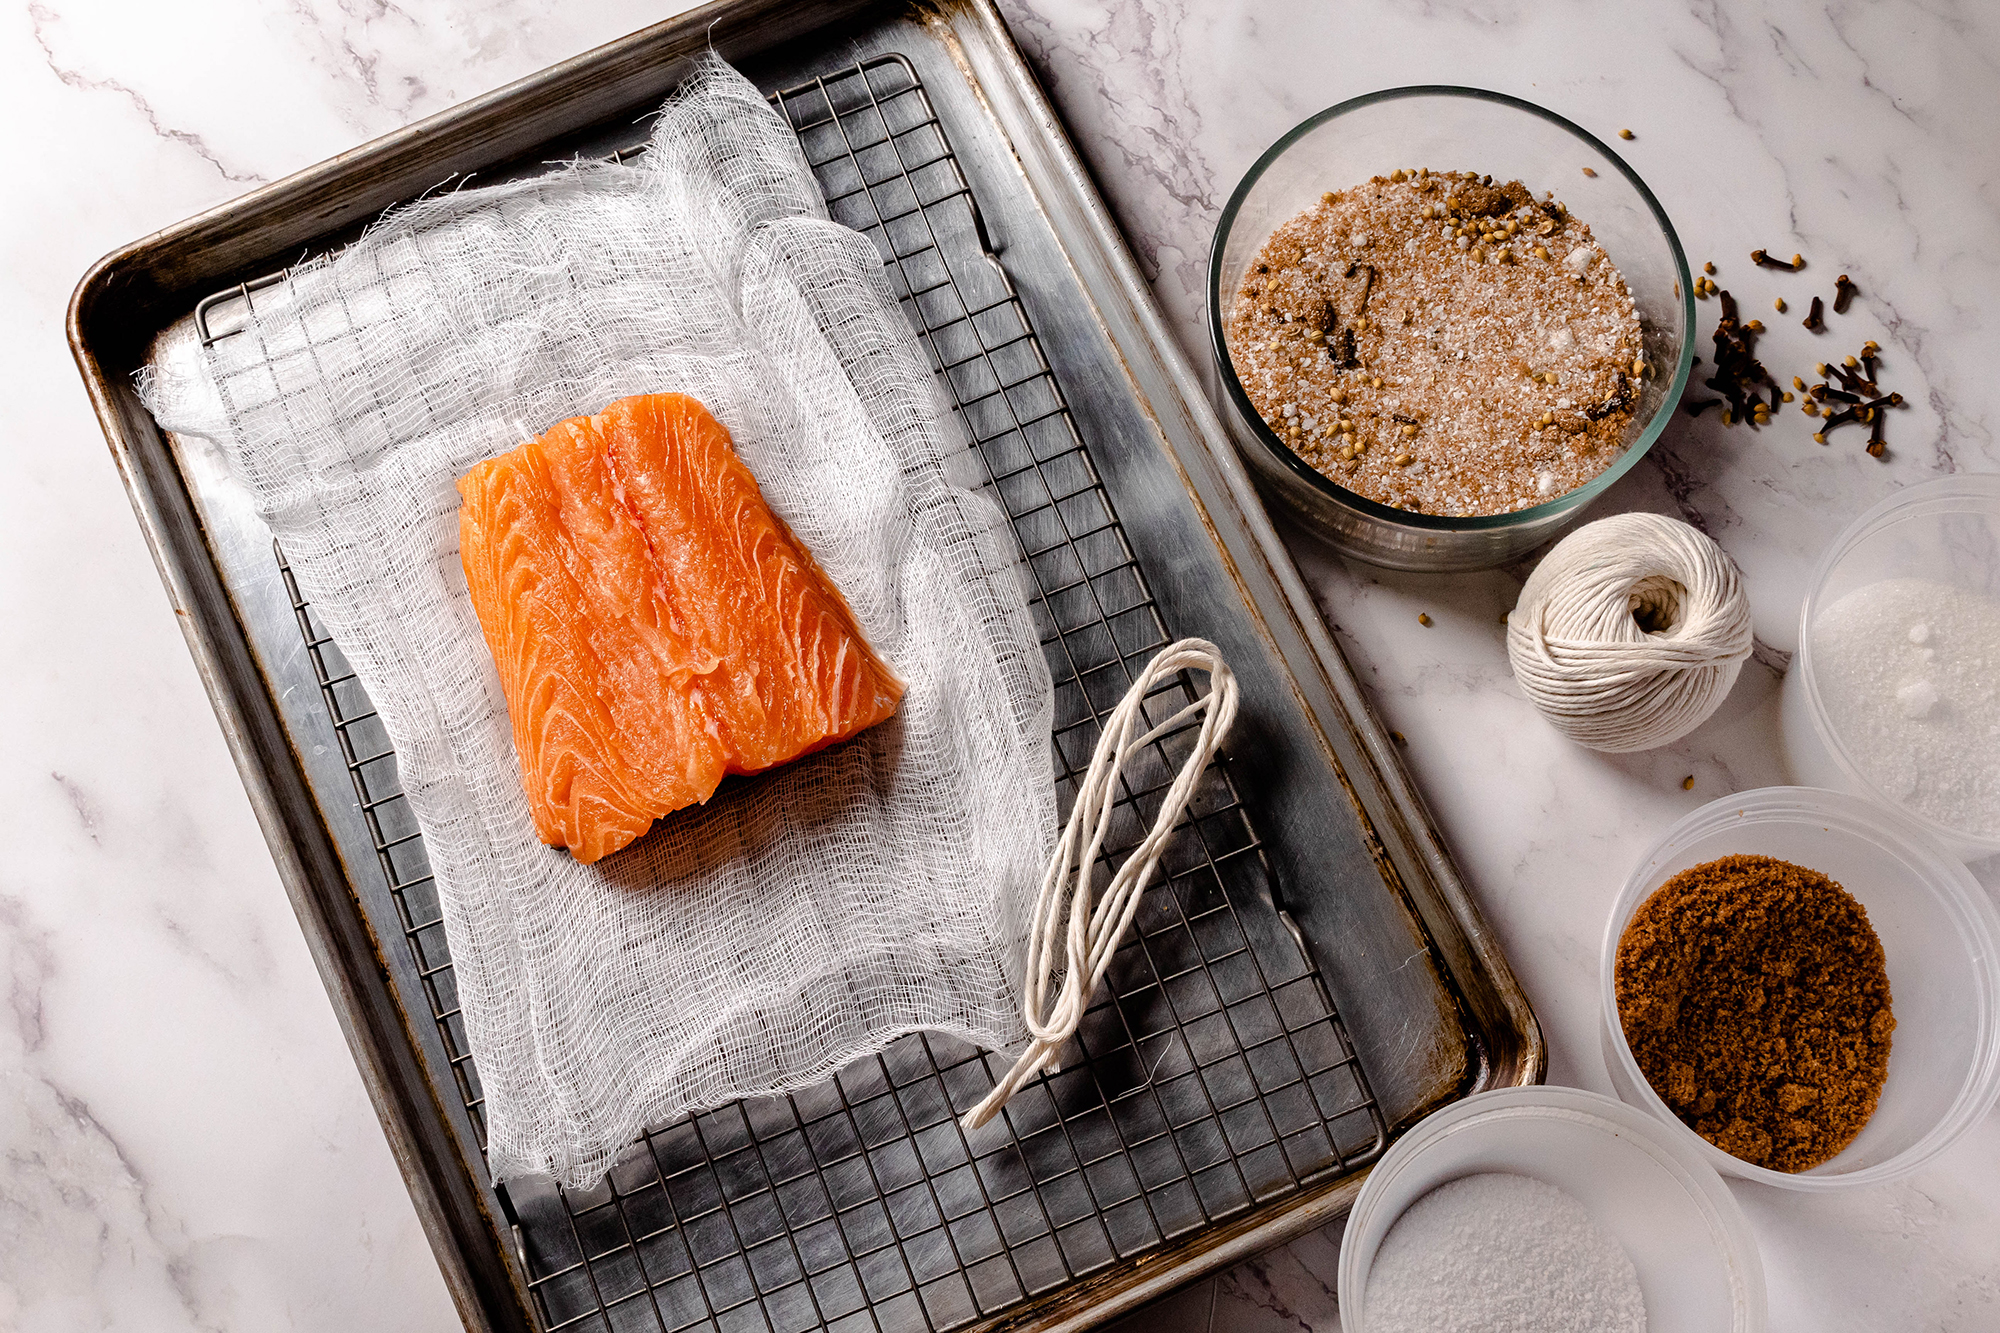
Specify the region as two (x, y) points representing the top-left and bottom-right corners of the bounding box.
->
(68, 4), (1542, 1332)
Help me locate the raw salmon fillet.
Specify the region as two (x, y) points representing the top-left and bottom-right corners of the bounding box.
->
(457, 393), (905, 864)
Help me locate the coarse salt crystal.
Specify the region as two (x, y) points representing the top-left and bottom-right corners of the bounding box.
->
(1535, 472), (1556, 497)
(1813, 578), (2000, 836)
(1565, 246), (1595, 272)
(1898, 679), (1941, 719)
(1548, 327), (1574, 351)
(1364, 1173), (1644, 1333)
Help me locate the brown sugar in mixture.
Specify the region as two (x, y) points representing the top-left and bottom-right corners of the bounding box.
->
(1616, 854), (1895, 1173)
(1225, 170), (1647, 515)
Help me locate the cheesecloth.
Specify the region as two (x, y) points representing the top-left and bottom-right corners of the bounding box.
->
(138, 55), (1054, 1188)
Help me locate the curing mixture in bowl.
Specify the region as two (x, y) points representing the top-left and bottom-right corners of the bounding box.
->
(1224, 170), (1647, 515)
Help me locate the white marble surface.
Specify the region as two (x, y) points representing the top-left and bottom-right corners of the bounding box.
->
(4, 1), (1996, 1330)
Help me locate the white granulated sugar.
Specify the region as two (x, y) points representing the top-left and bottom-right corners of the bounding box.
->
(1812, 577), (2000, 836)
(1363, 1173), (1647, 1333)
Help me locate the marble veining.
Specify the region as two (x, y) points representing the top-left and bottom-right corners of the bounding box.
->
(6, 0), (1998, 1329)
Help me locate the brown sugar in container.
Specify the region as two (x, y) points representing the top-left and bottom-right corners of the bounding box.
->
(1598, 787), (2000, 1188)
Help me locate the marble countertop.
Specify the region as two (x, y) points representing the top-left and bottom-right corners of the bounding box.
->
(5, 0), (1995, 1329)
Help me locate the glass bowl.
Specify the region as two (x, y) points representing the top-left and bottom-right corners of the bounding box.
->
(1778, 473), (2000, 860)
(1337, 1086), (1764, 1333)
(1207, 87), (1695, 571)
(1600, 787), (2000, 1190)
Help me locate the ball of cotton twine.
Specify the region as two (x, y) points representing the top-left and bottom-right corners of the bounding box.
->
(1507, 513), (1753, 752)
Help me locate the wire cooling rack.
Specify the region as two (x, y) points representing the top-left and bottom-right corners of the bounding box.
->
(264, 52), (1383, 1333)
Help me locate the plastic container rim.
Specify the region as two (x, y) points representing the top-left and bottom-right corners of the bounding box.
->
(1204, 83), (1697, 532)
(1336, 1084), (1766, 1333)
(1598, 785), (2000, 1191)
(1791, 472), (2000, 853)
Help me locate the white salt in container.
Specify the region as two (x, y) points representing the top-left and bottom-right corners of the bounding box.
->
(1338, 1086), (1764, 1332)
(1779, 473), (2000, 860)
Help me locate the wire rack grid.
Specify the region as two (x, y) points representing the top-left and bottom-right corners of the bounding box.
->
(257, 52), (1382, 1333)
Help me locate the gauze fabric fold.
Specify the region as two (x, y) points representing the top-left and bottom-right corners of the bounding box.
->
(139, 55), (1054, 1189)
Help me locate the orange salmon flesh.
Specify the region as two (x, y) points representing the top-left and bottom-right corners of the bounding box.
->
(457, 393), (905, 864)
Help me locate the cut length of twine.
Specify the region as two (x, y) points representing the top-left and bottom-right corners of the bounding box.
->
(960, 639), (1239, 1132)
(1507, 512), (1753, 753)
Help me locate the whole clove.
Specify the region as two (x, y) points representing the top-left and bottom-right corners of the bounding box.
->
(1329, 326), (1358, 367)
(1751, 248), (1805, 271)
(1585, 373), (1634, 420)
(1345, 261), (1376, 313)
(1804, 342), (1902, 459)
(1834, 274), (1859, 313)
(1831, 361), (1879, 398)
(1812, 406), (1860, 443)
(1803, 295), (1825, 332)
(1695, 289), (1780, 427)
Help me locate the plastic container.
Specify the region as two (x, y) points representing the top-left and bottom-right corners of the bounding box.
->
(1601, 787), (2000, 1189)
(1779, 473), (2000, 861)
(1338, 1085), (1764, 1333)
(1207, 87), (1694, 571)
